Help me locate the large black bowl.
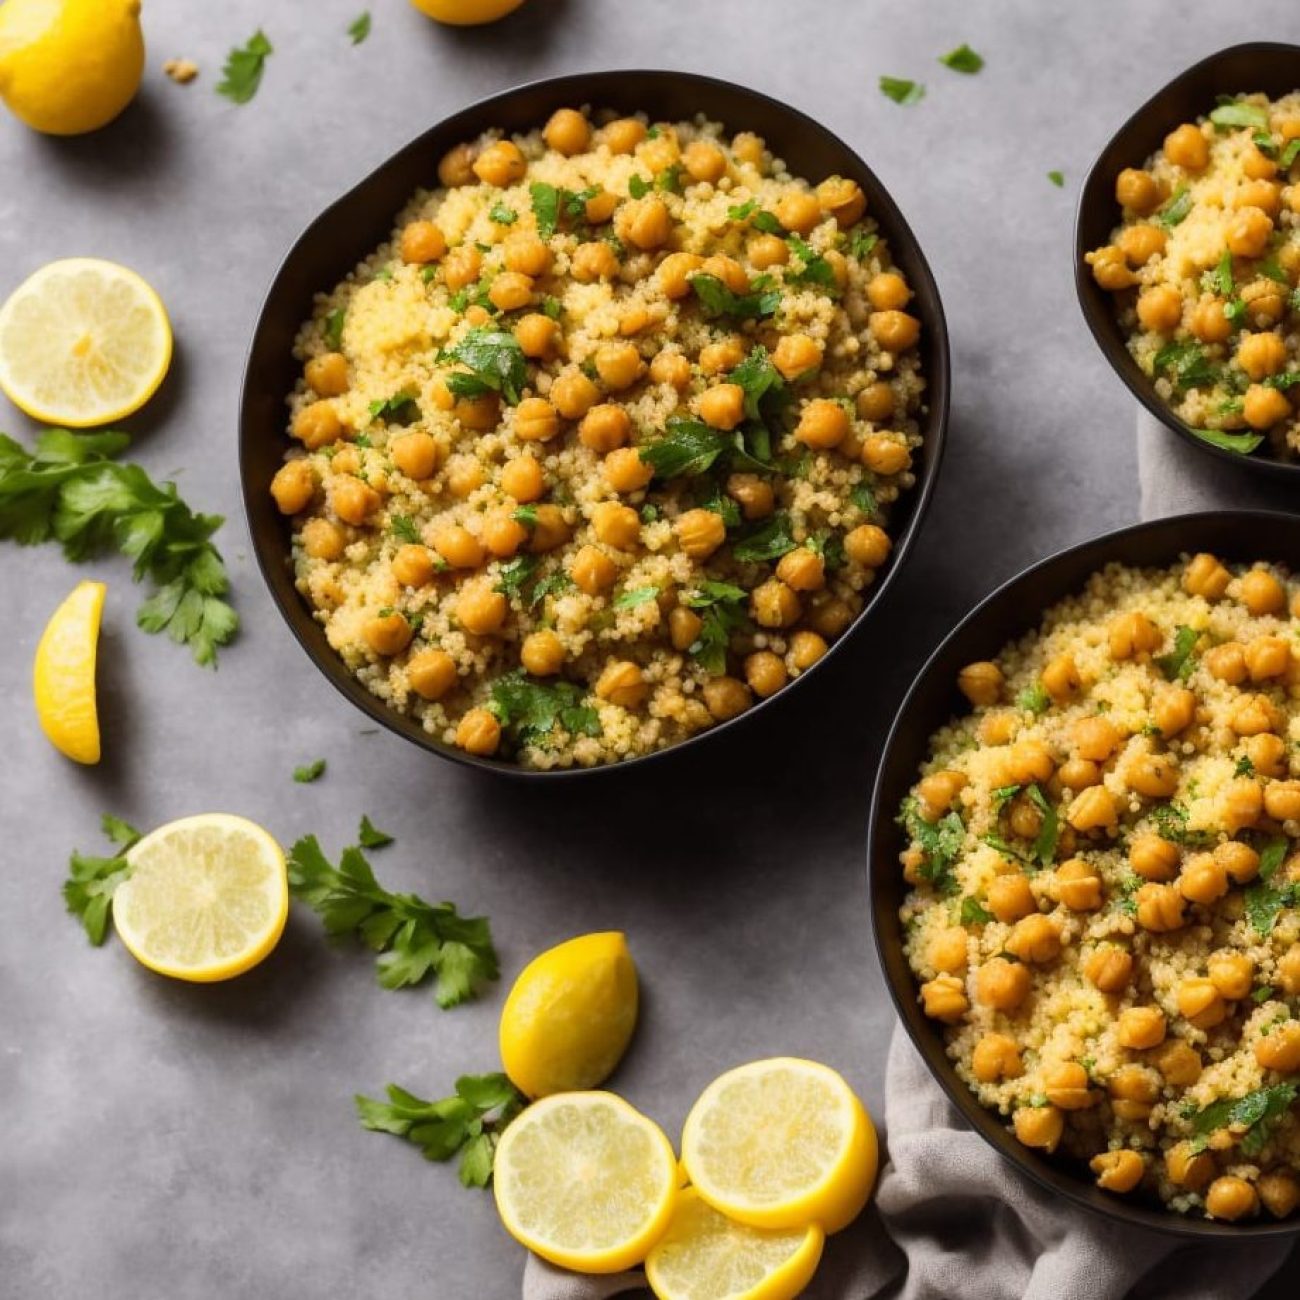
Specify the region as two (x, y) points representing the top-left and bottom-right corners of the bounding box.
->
(869, 510), (1300, 1238)
(240, 70), (949, 776)
(1075, 42), (1300, 482)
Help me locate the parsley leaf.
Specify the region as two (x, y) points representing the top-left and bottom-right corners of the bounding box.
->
(355, 1074), (525, 1188)
(1188, 1083), (1296, 1156)
(368, 392), (420, 426)
(324, 308), (346, 350)
(731, 347), (788, 418)
(731, 511), (797, 563)
(613, 586), (659, 609)
(216, 30), (273, 104)
(1210, 101), (1271, 132)
(0, 429), (238, 665)
(689, 273), (780, 321)
(851, 483), (878, 517)
(880, 76), (925, 106)
(1153, 341), (1218, 393)
(1016, 681), (1051, 715)
(638, 418), (729, 479)
(489, 202), (517, 225)
(1235, 755), (1256, 777)
(938, 44), (983, 74)
(1027, 784), (1059, 868)
(960, 896), (994, 925)
(1187, 427), (1264, 455)
(358, 815), (394, 849)
(1047, 170), (1065, 188)
(489, 671), (601, 748)
(347, 12), (371, 44)
(441, 328), (527, 406)
(1150, 801), (1213, 848)
(62, 815), (143, 945)
(786, 235), (838, 292)
(530, 182), (562, 237)
(899, 797), (965, 895)
(1280, 139), (1300, 169)
(848, 230), (878, 259)
(628, 174), (651, 199)
(390, 515), (420, 544)
(1244, 834), (1295, 934)
(1156, 625), (1199, 681)
(294, 759), (326, 783)
(681, 583), (748, 675)
(1155, 185), (1194, 228)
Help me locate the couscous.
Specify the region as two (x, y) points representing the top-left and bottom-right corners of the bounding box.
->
(1086, 92), (1300, 459)
(273, 107), (926, 767)
(900, 552), (1300, 1220)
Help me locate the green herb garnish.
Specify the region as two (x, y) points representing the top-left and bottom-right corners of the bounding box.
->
(489, 202), (517, 225)
(1156, 625), (1198, 681)
(786, 235), (838, 292)
(1153, 341), (1218, 392)
(880, 76), (924, 106)
(294, 759), (327, 784)
(347, 12), (371, 44)
(938, 44), (983, 74)
(1210, 101), (1270, 132)
(899, 797), (964, 895)
(441, 328), (527, 405)
(628, 174), (651, 199)
(1187, 427), (1263, 454)
(358, 815), (394, 849)
(1047, 170), (1064, 187)
(1155, 185), (1193, 228)
(323, 308), (346, 350)
(689, 274), (780, 321)
(638, 418), (728, 479)
(731, 511), (797, 563)
(390, 515), (420, 544)
(216, 30), (273, 104)
(613, 586), (659, 609)
(488, 671), (601, 747)
(63, 814), (142, 945)
(1015, 681), (1051, 715)
(1187, 1083), (1296, 1156)
(960, 896), (993, 925)
(368, 393), (420, 426)
(1028, 784), (1059, 867)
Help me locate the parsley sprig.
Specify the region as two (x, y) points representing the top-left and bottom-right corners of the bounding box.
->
(0, 428), (238, 665)
(63, 814), (142, 945)
(356, 1073), (525, 1188)
(1187, 1083), (1297, 1156)
(288, 834), (498, 1007)
(217, 30), (273, 104)
(899, 797), (965, 895)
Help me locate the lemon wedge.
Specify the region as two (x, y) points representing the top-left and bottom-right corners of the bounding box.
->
(680, 1059), (878, 1233)
(33, 579), (105, 763)
(0, 258), (172, 427)
(499, 931), (639, 1099)
(112, 814), (288, 982)
(645, 1188), (825, 1300)
(493, 1091), (678, 1273)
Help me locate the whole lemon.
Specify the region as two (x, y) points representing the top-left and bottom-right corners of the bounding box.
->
(0, 0), (144, 135)
(409, 0), (526, 26)
(499, 931), (639, 1099)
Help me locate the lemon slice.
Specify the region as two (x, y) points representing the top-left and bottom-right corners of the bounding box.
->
(112, 814), (288, 982)
(0, 258), (172, 426)
(680, 1059), (878, 1233)
(499, 931), (639, 1099)
(32, 579), (105, 763)
(645, 1188), (824, 1300)
(493, 1091), (678, 1273)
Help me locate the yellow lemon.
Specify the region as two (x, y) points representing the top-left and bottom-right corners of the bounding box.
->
(499, 931), (638, 1099)
(680, 1059), (878, 1234)
(0, 0), (144, 135)
(408, 0), (526, 26)
(493, 1091), (678, 1273)
(0, 258), (172, 427)
(32, 579), (105, 763)
(112, 814), (289, 982)
(645, 1188), (825, 1300)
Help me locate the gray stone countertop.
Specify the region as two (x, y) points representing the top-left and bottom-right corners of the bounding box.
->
(3, 1), (1297, 1295)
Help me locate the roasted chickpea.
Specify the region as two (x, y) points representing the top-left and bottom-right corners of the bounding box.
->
(293, 401), (344, 451)
(1006, 914), (1061, 964)
(1184, 552), (1232, 599)
(1007, 794), (1043, 840)
(920, 974), (969, 1023)
(574, 403), (629, 453)
(668, 606), (703, 653)
(571, 240), (620, 283)
(1136, 284), (1183, 333)
(788, 630), (828, 671)
(305, 351), (348, 397)
(454, 393), (500, 432)
(584, 190), (618, 224)
(1108, 1065), (1160, 1120)
(502, 233), (552, 282)
(726, 472), (775, 520)
(486, 270), (533, 313)
(1264, 779), (1300, 822)
(856, 381), (895, 422)
(1115, 167), (1162, 213)
(653, 251), (701, 300)
(407, 648), (457, 701)
(595, 659), (648, 709)
(916, 769), (967, 821)
(543, 107), (590, 156)
(682, 139), (727, 183)
(775, 547), (825, 593)
(570, 544), (618, 596)
(1092, 1150), (1145, 1194)
(437, 142), (477, 188)
(806, 595), (853, 639)
(1038, 654), (1080, 704)
(1136, 881), (1186, 931)
(520, 630), (565, 677)
(1053, 859), (1103, 911)
(972, 1033), (1023, 1083)
(442, 243), (482, 292)
(703, 676), (751, 721)
(271, 460), (314, 514)
(1013, 1105), (1064, 1153)
(302, 517), (344, 561)
(1207, 951), (1254, 1002)
(619, 196), (672, 251)
(697, 383), (746, 431)
(1088, 245), (1136, 290)
(1152, 687), (1196, 737)
(861, 435), (911, 475)
(363, 610), (412, 657)
(603, 446), (654, 494)
(1165, 122), (1210, 170)
(868, 310), (921, 352)
(1042, 1061), (1094, 1110)
(649, 351), (692, 389)
(1259, 1171), (1300, 1219)
(1239, 566), (1287, 614)
(1127, 752), (1179, 799)
(1280, 945), (1300, 996)
(1067, 786), (1117, 832)
(431, 524), (483, 571)
(508, 397), (556, 444)
(816, 175), (867, 226)
(391, 543), (436, 587)
(1228, 206), (1274, 259)
(622, 302), (652, 336)
(1206, 1177), (1259, 1222)
(843, 524), (891, 568)
(472, 139), (526, 187)
(1177, 854), (1228, 907)
(958, 661), (1003, 707)
(1165, 1142), (1215, 1191)
(391, 431), (441, 481)
(975, 957), (1031, 1011)
(550, 370), (598, 421)
(638, 129), (679, 174)
(400, 220), (447, 265)
(1074, 716), (1120, 762)
(1118, 1005), (1167, 1050)
(602, 117), (646, 155)
(1083, 944), (1133, 993)
(455, 707), (501, 756)
(1005, 740), (1055, 785)
(1060, 758), (1102, 791)
(592, 342), (642, 392)
(987, 873), (1036, 924)
(525, 504), (570, 554)
(1190, 296), (1234, 344)
(1247, 636), (1291, 682)
(1108, 611), (1162, 660)
(1216, 838), (1261, 884)
(480, 511), (527, 560)
(747, 233), (789, 270)
(773, 189), (822, 235)
(1205, 641), (1248, 683)
(1154, 1040), (1203, 1089)
(445, 455), (485, 499)
(673, 508), (726, 560)
(456, 583), (508, 637)
(331, 475), (379, 526)
(1117, 223), (1167, 266)
(500, 455), (544, 502)
(1177, 977), (1226, 1030)
(1230, 693), (1283, 737)
(744, 650), (788, 699)
(698, 337), (746, 375)
(772, 333), (823, 381)
(590, 501), (641, 551)
(750, 578), (800, 628)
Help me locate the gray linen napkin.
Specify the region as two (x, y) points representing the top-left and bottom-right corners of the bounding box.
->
(522, 415), (1295, 1300)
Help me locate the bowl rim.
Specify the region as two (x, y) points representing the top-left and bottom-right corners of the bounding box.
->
(868, 508), (1300, 1239)
(238, 67), (951, 778)
(1073, 40), (1300, 481)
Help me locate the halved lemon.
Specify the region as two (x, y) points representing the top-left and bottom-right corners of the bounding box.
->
(645, 1188), (825, 1300)
(493, 1091), (678, 1273)
(0, 258), (172, 426)
(680, 1059), (878, 1233)
(112, 814), (288, 982)
(33, 579), (105, 763)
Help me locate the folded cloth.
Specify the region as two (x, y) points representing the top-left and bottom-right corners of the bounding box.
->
(522, 415), (1296, 1300)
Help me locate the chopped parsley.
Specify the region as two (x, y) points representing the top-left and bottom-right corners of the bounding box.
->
(368, 392), (420, 426)
(689, 273), (781, 321)
(851, 483), (878, 518)
(488, 671), (601, 749)
(489, 202), (517, 225)
(1254, 985), (1276, 1003)
(655, 164), (684, 194)
(1205, 248), (1234, 297)
(879, 76), (925, 106)
(848, 230), (878, 260)
(731, 511), (797, 563)
(216, 29), (273, 104)
(1027, 784), (1059, 868)
(938, 44), (983, 74)
(440, 328), (527, 405)
(1150, 801), (1213, 848)
(541, 296), (562, 320)
(293, 759), (327, 784)
(1235, 755), (1256, 777)
(682, 581), (749, 674)
(529, 182), (600, 238)
(1112, 875), (1141, 917)
(727, 200), (784, 233)
(786, 235), (838, 292)
(1155, 185), (1193, 229)
(960, 896), (993, 925)
(1016, 681), (1052, 715)
(1244, 835), (1294, 935)
(1156, 625), (1199, 681)
(613, 586), (659, 610)
(1187, 1083), (1297, 1156)
(323, 307), (346, 351)
(628, 174), (651, 199)
(899, 797), (964, 895)
(62, 815), (143, 945)
(638, 418), (729, 479)
(347, 12), (371, 44)
(1047, 170), (1065, 187)
(1209, 100), (1271, 132)
(1153, 341), (1218, 393)
(358, 814), (394, 849)
(1187, 427), (1264, 455)
(390, 515), (420, 544)
(730, 346), (790, 419)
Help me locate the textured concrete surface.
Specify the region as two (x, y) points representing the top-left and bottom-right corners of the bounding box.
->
(2, 2), (1297, 1296)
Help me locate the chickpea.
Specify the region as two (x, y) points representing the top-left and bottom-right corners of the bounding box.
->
(1164, 1142), (1215, 1192)
(331, 475), (379, 526)
(1006, 914), (1061, 965)
(774, 189), (822, 235)
(1129, 833), (1179, 882)
(1044, 1061), (1094, 1109)
(916, 769), (967, 821)
(472, 139), (526, 187)
(1177, 854), (1228, 907)
(682, 139), (727, 183)
(437, 142), (477, 188)
(697, 383), (746, 431)
(699, 254), (750, 294)
(727, 472), (775, 520)
(619, 196), (672, 251)
(649, 351), (692, 389)
(592, 342), (642, 392)
(407, 648), (457, 701)
(503, 228), (554, 278)
(957, 661), (1003, 707)
(1264, 779), (1300, 822)
(1067, 785), (1117, 832)
(1006, 740), (1055, 786)
(500, 455), (544, 502)
(731, 131), (765, 166)
(595, 659), (648, 709)
(399, 220), (447, 265)
(1234, 331), (1287, 387)
(364, 610), (413, 657)
(454, 393), (500, 432)
(1013, 1105), (1064, 1153)
(744, 650), (788, 699)
(574, 403), (628, 453)
(430, 524), (483, 571)
(271, 460), (314, 514)
(789, 630), (829, 671)
(1054, 859), (1103, 911)
(1088, 245), (1136, 290)
(972, 1033), (1023, 1083)
(1108, 1065), (1160, 1120)
(570, 545), (618, 596)
(1184, 552), (1232, 599)
(1205, 641), (1247, 683)
(1115, 167), (1162, 213)
(703, 676), (752, 721)
(1279, 945), (1300, 997)
(1163, 122), (1210, 170)
(1152, 687), (1196, 737)
(748, 233), (789, 269)
(591, 501), (640, 550)
(1092, 1150), (1145, 1194)
(506, 398), (556, 446)
(698, 337), (746, 375)
(549, 370), (597, 422)
(1154, 1040), (1203, 1088)
(1247, 636), (1291, 683)
(306, 352), (348, 397)
(843, 524), (891, 569)
(975, 956), (1031, 1011)
(1060, 759), (1101, 793)
(920, 974), (969, 1023)
(455, 707), (501, 756)
(668, 606), (703, 653)
(1190, 296), (1234, 344)
(526, 504), (570, 553)
(392, 543), (436, 587)
(520, 629), (565, 678)
(571, 241), (620, 283)
(868, 310), (921, 352)
(1036, 653), (1079, 704)
(1247, 382), (1292, 431)
(1259, 1171), (1300, 1219)
(1227, 206), (1274, 259)
(1117, 1005), (1167, 1051)
(807, 595), (853, 639)
(1007, 795), (1043, 840)
(302, 517), (344, 561)
(1203, 953), (1255, 1007)
(816, 175), (867, 226)
(1069, 716), (1117, 763)
(584, 190), (618, 224)
(602, 117), (646, 155)
(1176, 977), (1226, 1030)
(667, 508), (723, 561)
(1216, 839), (1261, 884)
(481, 511), (528, 559)
(1135, 881), (1186, 931)
(1206, 1177), (1259, 1222)
(655, 251), (703, 300)
(1220, 777), (1264, 835)
(1127, 752), (1179, 799)
(1083, 944), (1133, 993)
(1108, 611), (1161, 660)
(603, 446), (654, 494)
(750, 578), (801, 629)
(456, 583), (508, 636)
(1136, 284), (1183, 333)
(861, 435), (911, 475)
(979, 711), (1017, 746)
(986, 873), (1036, 924)
(1230, 693), (1283, 737)
(776, 547), (825, 593)
(1238, 566), (1287, 614)
(771, 333), (823, 381)
(487, 271), (532, 313)
(293, 401), (344, 450)
(1117, 223), (1167, 266)
(638, 130), (679, 174)
(856, 381), (895, 422)
(391, 431), (441, 481)
(543, 107), (590, 156)
(442, 244), (482, 292)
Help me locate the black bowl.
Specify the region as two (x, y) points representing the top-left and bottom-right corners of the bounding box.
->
(1075, 42), (1300, 481)
(869, 509), (1300, 1238)
(240, 69), (950, 776)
